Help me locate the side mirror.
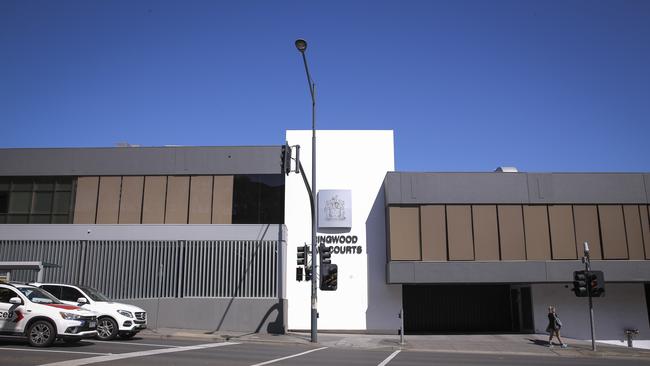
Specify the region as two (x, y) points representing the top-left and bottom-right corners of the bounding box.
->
(9, 297), (22, 305)
(77, 297), (88, 304)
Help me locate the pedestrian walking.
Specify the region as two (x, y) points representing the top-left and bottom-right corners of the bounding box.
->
(546, 306), (567, 348)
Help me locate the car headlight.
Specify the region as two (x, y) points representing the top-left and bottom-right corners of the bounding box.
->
(117, 310), (133, 318)
(60, 312), (83, 320)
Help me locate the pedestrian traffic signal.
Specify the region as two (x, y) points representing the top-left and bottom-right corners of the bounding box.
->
(320, 263), (337, 291)
(573, 270), (588, 297)
(297, 244), (307, 266)
(588, 270), (605, 297)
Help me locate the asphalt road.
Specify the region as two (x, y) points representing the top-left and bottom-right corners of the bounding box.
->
(1, 336), (649, 366)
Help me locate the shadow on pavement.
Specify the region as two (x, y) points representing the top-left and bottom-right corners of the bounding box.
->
(528, 338), (550, 347)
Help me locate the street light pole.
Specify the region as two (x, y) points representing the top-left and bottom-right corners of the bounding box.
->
(295, 38), (318, 343)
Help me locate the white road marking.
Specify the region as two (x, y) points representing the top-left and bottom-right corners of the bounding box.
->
(249, 346), (328, 366)
(38, 341), (240, 366)
(377, 350), (401, 366)
(91, 340), (181, 348)
(0, 347), (109, 356)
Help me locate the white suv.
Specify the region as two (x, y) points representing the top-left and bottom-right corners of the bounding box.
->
(33, 283), (147, 340)
(0, 283), (97, 347)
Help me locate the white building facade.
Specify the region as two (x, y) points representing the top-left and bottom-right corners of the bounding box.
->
(285, 130), (401, 332)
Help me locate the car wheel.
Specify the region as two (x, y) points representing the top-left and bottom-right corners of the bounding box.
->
(96, 317), (118, 340)
(27, 320), (56, 347)
(119, 331), (137, 339)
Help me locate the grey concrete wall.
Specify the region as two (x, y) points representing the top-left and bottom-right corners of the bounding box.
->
(0, 146), (283, 176)
(532, 283), (650, 341)
(121, 298), (287, 334)
(388, 260), (650, 284)
(384, 172), (650, 205)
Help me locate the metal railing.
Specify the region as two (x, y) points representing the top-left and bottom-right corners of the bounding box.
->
(0, 240), (278, 299)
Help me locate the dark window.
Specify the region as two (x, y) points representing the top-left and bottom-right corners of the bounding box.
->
(34, 177), (55, 191)
(11, 178), (32, 191)
(0, 288), (20, 303)
(0, 177), (74, 224)
(646, 284), (650, 328)
(41, 285), (61, 299)
(9, 192), (32, 213)
(0, 192), (8, 214)
(232, 174), (284, 224)
(7, 215), (29, 224)
(0, 178), (9, 191)
(60, 286), (84, 302)
(52, 192), (71, 214)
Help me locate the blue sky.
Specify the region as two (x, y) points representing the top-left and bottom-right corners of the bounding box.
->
(1, 1), (648, 172)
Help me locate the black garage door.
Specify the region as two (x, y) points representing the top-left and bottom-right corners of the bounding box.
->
(403, 284), (532, 334)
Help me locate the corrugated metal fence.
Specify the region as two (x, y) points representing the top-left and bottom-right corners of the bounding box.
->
(0, 240), (278, 299)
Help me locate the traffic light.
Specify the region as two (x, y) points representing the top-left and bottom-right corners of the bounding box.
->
(296, 267), (303, 282)
(318, 245), (337, 291)
(320, 263), (338, 291)
(282, 143), (292, 176)
(320, 245), (332, 265)
(297, 244), (307, 266)
(305, 266), (312, 281)
(588, 270), (605, 297)
(573, 270), (588, 297)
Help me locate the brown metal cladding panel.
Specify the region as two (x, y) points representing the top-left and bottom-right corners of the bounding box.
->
(447, 206), (474, 261)
(165, 176), (190, 224)
(420, 205), (447, 261)
(189, 176), (213, 224)
(573, 205), (603, 260)
(96, 176), (121, 224)
(73, 177), (99, 224)
(212, 175), (233, 224)
(142, 176), (167, 224)
(641, 206), (650, 259)
(118, 176), (144, 224)
(388, 207), (421, 261)
(623, 205), (645, 260)
(599, 205), (629, 259)
(473, 205), (499, 260)
(548, 205), (577, 259)
(497, 205), (526, 260)
(523, 206), (551, 260)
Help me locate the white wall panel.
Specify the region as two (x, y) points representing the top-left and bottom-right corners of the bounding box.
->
(285, 130), (399, 332)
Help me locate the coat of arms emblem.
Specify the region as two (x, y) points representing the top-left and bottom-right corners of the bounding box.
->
(318, 189), (351, 229)
(324, 195), (346, 221)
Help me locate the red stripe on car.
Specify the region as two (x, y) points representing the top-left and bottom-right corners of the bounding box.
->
(45, 304), (80, 310)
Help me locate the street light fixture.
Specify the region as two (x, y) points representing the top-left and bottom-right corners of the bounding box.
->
(294, 38), (318, 343)
(295, 39), (307, 52)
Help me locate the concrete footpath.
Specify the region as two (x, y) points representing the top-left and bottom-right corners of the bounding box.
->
(139, 328), (650, 361)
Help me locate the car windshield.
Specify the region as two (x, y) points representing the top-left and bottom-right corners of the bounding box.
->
(18, 287), (62, 304)
(79, 286), (111, 302)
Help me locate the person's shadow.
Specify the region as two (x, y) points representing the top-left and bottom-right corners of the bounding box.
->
(528, 338), (550, 347)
